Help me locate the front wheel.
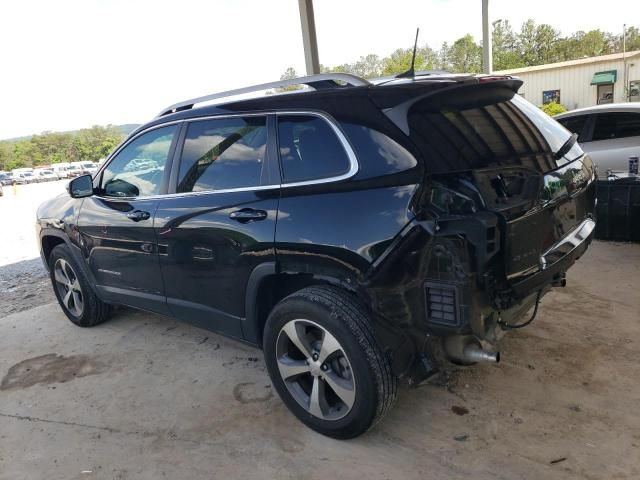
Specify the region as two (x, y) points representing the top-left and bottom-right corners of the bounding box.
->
(263, 286), (397, 439)
(49, 244), (112, 327)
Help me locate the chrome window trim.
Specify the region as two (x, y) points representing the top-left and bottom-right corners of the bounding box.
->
(94, 110), (359, 201)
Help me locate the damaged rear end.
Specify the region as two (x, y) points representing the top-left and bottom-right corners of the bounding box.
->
(369, 77), (596, 373)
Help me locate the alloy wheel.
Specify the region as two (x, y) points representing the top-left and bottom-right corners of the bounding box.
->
(53, 258), (84, 317)
(276, 319), (356, 421)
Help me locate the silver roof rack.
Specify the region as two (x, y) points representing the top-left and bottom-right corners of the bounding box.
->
(157, 73), (371, 117)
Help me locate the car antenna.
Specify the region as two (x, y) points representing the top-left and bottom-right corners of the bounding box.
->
(396, 28), (420, 78)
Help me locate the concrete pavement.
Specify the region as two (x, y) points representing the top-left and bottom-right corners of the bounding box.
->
(1, 241), (639, 479)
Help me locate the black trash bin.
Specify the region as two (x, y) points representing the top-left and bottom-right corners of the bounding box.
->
(595, 173), (640, 242)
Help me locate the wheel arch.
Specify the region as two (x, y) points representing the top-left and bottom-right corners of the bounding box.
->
(242, 262), (357, 346)
(39, 229), (103, 301)
(41, 233), (66, 268)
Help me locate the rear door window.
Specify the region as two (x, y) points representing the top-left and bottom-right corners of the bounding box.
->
(592, 112), (640, 141)
(177, 117), (268, 193)
(408, 87), (575, 173)
(277, 115), (352, 183)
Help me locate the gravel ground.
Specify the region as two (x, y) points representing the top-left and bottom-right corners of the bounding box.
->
(0, 258), (54, 317)
(0, 181), (64, 317)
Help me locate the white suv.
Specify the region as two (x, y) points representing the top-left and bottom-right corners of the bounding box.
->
(555, 103), (640, 173)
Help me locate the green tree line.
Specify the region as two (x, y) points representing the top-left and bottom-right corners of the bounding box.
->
(282, 20), (640, 78)
(0, 125), (125, 171)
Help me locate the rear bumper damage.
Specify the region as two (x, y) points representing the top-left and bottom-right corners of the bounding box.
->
(386, 162), (596, 381)
(509, 218), (594, 298)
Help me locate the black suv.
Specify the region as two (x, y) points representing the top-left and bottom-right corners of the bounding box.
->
(37, 72), (596, 438)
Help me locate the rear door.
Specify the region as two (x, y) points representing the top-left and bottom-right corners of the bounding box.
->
(580, 111), (640, 172)
(77, 124), (180, 314)
(154, 114), (279, 339)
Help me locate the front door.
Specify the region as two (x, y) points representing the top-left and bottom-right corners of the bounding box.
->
(154, 115), (279, 339)
(77, 124), (180, 314)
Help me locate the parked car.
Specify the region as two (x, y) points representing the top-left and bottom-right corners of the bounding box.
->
(34, 168), (58, 182)
(37, 72), (596, 439)
(556, 103), (640, 173)
(0, 173), (12, 186)
(0, 183), (3, 196)
(11, 171), (34, 184)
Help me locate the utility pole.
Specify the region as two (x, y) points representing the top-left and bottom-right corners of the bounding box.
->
(482, 0), (492, 74)
(298, 0), (320, 75)
(623, 24), (628, 101)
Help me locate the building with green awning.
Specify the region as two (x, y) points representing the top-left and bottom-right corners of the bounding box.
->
(495, 51), (640, 109)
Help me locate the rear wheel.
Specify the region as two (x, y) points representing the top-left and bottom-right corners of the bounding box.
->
(263, 286), (397, 439)
(49, 244), (112, 327)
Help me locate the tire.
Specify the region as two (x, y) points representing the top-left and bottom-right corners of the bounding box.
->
(263, 285), (397, 439)
(48, 244), (112, 327)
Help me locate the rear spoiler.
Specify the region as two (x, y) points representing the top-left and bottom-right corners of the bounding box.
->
(381, 77), (523, 135)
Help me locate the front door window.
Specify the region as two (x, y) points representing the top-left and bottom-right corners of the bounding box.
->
(100, 125), (178, 197)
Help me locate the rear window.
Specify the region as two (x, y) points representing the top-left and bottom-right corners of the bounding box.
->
(592, 112), (640, 141)
(408, 87), (574, 173)
(277, 115), (351, 183)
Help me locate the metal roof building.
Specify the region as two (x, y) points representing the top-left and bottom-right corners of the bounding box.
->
(495, 51), (640, 109)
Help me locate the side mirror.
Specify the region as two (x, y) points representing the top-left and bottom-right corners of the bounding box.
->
(67, 174), (94, 198)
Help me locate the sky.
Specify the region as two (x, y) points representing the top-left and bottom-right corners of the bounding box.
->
(0, 0), (633, 139)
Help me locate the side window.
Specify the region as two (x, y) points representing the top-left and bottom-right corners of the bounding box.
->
(100, 125), (177, 197)
(592, 113), (640, 141)
(277, 115), (351, 183)
(177, 117), (267, 193)
(557, 115), (589, 142)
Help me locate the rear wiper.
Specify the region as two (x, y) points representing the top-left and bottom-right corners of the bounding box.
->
(554, 133), (578, 160)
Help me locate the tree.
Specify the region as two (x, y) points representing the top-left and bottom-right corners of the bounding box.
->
(381, 46), (438, 75)
(614, 26), (640, 52)
(350, 54), (383, 78)
(518, 20), (561, 65)
(275, 67), (302, 92)
(492, 19), (523, 70)
(0, 125), (125, 170)
(445, 35), (482, 73)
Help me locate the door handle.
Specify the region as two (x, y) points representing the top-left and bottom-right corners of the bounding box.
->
(229, 208), (268, 222)
(126, 210), (151, 222)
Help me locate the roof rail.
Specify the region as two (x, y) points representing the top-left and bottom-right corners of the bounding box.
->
(157, 73), (370, 117)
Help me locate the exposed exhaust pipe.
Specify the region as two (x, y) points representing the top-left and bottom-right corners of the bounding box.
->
(443, 335), (500, 364)
(463, 342), (500, 363)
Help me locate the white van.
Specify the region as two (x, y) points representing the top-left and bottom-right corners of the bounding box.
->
(52, 163), (71, 179)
